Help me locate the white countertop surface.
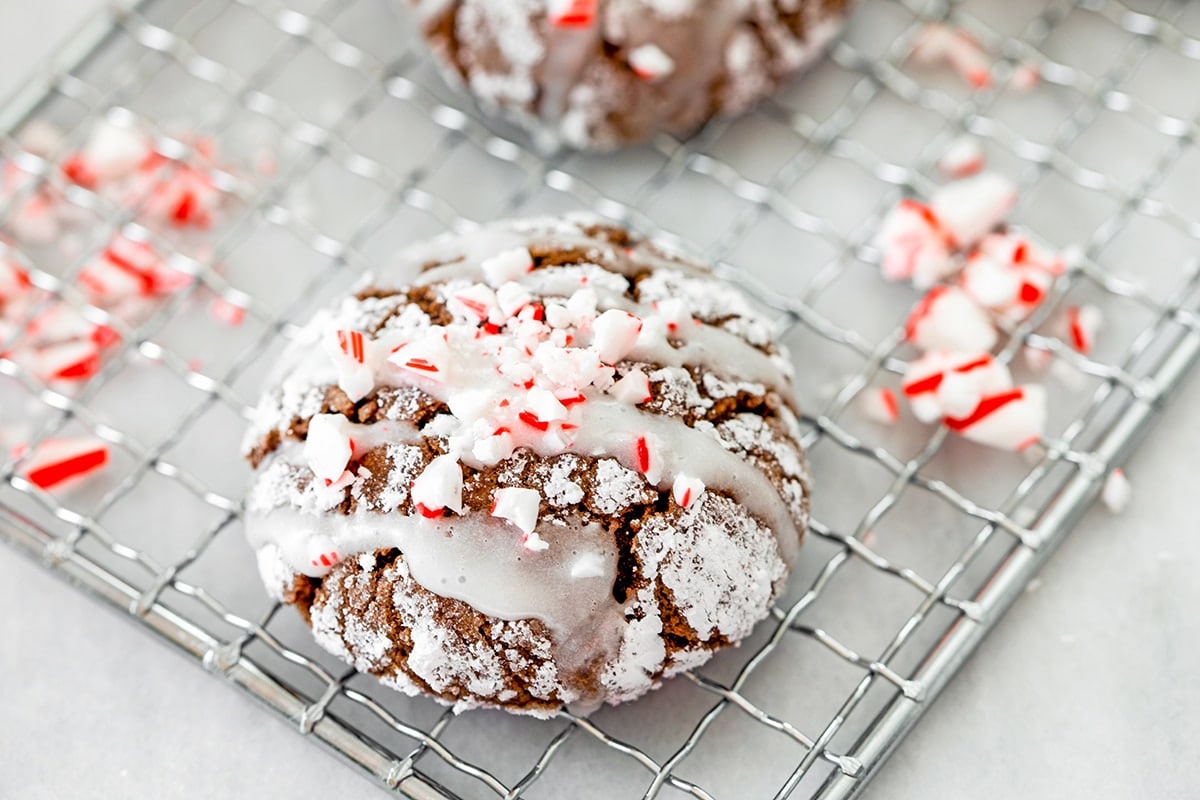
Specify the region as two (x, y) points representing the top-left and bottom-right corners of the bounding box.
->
(2, 2), (1199, 799)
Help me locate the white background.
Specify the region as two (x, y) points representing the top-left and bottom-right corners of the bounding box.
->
(1, 2), (1198, 799)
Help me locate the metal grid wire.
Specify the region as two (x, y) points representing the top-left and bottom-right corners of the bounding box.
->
(2, 0), (1200, 797)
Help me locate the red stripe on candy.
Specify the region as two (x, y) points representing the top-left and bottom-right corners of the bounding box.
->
(26, 446), (108, 489)
(943, 389), (1024, 431)
(519, 411), (549, 431)
(635, 436), (650, 474)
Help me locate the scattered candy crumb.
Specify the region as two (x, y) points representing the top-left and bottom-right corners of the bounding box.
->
(1101, 468), (1132, 514)
(937, 136), (985, 178)
(12, 436), (110, 490)
(859, 387), (900, 425)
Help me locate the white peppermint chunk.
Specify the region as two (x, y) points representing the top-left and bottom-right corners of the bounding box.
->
(480, 247), (533, 288)
(304, 414), (354, 483)
(411, 454), (463, 514)
(492, 487), (541, 535)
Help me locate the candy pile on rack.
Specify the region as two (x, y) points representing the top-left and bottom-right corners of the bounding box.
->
(0, 236), (192, 386)
(867, 165), (1103, 451)
(0, 118), (234, 249)
(910, 22), (1039, 92)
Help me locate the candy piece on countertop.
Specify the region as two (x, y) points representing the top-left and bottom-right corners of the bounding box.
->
(13, 436), (109, 489)
(1101, 468), (1131, 513)
(944, 384), (1046, 451)
(905, 286), (997, 353)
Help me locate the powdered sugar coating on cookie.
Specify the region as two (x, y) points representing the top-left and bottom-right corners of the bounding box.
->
(407, 0), (852, 149)
(243, 214), (810, 715)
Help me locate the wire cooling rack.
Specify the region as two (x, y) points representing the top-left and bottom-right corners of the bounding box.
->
(3, 0), (1200, 797)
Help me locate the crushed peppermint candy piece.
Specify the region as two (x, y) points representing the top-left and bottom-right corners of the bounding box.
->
(609, 368), (651, 404)
(303, 414), (354, 484)
(944, 384), (1046, 451)
(491, 486), (541, 535)
(390, 335), (450, 380)
(930, 173), (1017, 248)
(305, 535), (342, 577)
(629, 44), (675, 81)
(874, 198), (956, 287)
(481, 247), (534, 288)
(671, 473), (705, 509)
(938, 136), (985, 178)
(71, 119), (151, 186)
(911, 23), (993, 89)
(903, 351), (1013, 423)
(411, 453), (463, 516)
(905, 286), (997, 353)
(591, 309), (642, 364)
(1101, 468), (1131, 513)
(1065, 304), (1103, 354)
(14, 339), (102, 383)
(14, 436), (109, 490)
(210, 296), (246, 327)
(859, 387), (900, 425)
(547, 0), (597, 28)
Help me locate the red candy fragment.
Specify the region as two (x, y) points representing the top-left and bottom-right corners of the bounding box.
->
(14, 436), (109, 490)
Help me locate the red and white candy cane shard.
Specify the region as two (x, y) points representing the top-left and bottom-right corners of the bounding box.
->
(591, 309), (642, 364)
(874, 198), (956, 287)
(930, 172), (1017, 248)
(411, 453), (464, 516)
(449, 284), (498, 322)
(472, 429), (515, 465)
(0, 260), (31, 302)
(389, 336), (450, 380)
(905, 286), (997, 353)
(633, 434), (663, 484)
(1101, 468), (1132, 514)
(525, 385), (569, 423)
(210, 296), (246, 327)
(491, 486), (541, 535)
(480, 247), (533, 288)
(547, 0), (597, 28)
(859, 387), (900, 425)
(25, 303), (96, 346)
(78, 120), (151, 184)
(16, 436), (109, 490)
(1010, 62), (1040, 93)
(629, 44), (676, 81)
(1065, 305), (1102, 354)
(937, 136), (985, 178)
(609, 368), (651, 405)
(303, 413), (354, 484)
(944, 384), (1046, 451)
(911, 23), (993, 89)
(337, 329), (366, 363)
(671, 473), (705, 509)
(17, 339), (102, 382)
(903, 350), (1012, 424)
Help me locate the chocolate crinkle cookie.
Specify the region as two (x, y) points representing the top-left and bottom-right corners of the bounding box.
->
(405, 0), (853, 150)
(242, 214), (811, 717)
